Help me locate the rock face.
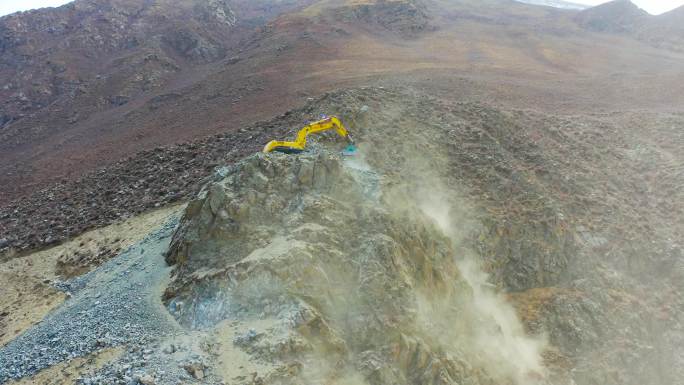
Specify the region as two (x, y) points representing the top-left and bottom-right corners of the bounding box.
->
(334, 0), (432, 36)
(164, 151), (548, 385)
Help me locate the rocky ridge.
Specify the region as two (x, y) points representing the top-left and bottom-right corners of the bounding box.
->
(335, 0), (432, 36)
(163, 149), (549, 385)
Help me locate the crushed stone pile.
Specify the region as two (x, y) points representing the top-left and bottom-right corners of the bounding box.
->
(0, 219), (183, 383)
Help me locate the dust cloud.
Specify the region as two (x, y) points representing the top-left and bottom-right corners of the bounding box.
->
(412, 173), (549, 385)
(349, 127), (551, 384)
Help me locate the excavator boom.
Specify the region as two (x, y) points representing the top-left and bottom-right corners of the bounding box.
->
(263, 116), (354, 154)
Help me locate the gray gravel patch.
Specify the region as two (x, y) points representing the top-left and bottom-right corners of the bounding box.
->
(76, 338), (213, 385)
(0, 218), (183, 384)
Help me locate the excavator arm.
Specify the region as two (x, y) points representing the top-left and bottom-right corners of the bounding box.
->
(263, 116), (354, 154)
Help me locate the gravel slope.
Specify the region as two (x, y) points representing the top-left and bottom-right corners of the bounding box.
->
(0, 218), (182, 383)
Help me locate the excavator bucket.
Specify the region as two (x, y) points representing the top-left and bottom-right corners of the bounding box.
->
(342, 144), (358, 156)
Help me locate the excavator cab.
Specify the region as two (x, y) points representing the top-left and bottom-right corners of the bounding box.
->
(263, 116), (356, 155)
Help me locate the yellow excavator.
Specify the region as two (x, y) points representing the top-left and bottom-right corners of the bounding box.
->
(262, 116), (357, 155)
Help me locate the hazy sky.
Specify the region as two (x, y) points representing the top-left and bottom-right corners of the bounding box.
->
(0, 0), (683, 17)
(574, 0), (684, 14)
(0, 0), (73, 17)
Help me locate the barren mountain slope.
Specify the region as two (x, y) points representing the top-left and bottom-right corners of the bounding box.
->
(0, 0), (237, 124)
(2, 0), (684, 205)
(637, 5), (684, 50)
(0, 0), (315, 201)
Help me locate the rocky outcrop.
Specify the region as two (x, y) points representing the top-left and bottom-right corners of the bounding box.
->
(163, 151), (548, 385)
(335, 0), (432, 36)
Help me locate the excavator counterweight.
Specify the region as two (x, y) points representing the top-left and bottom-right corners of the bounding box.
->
(263, 116), (356, 154)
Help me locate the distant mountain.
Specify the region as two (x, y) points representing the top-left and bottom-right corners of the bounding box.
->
(574, 0), (649, 33)
(574, 0), (684, 51)
(515, 0), (589, 10)
(660, 4), (684, 19)
(637, 5), (684, 50)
